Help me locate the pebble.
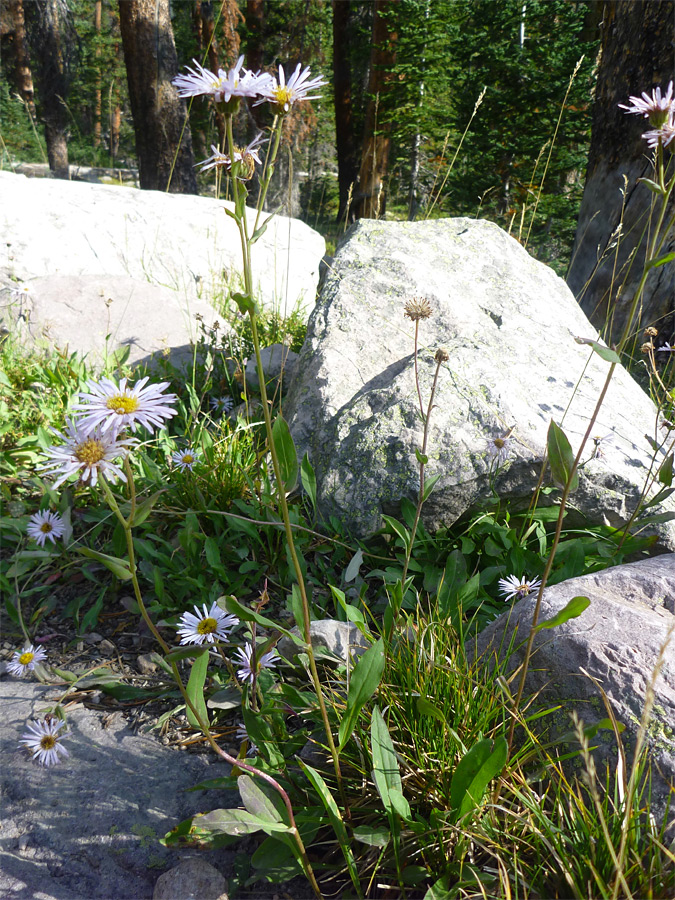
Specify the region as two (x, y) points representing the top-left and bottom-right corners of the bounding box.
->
(136, 653), (158, 675)
(83, 632), (104, 645)
(99, 639), (116, 655)
(18, 834), (29, 852)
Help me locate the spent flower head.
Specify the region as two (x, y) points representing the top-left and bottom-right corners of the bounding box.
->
(498, 574), (542, 602)
(173, 56), (271, 108)
(7, 644), (48, 677)
(233, 641), (279, 684)
(404, 297), (433, 321)
(177, 602), (239, 645)
(255, 63), (327, 114)
(40, 419), (134, 489)
(19, 717), (69, 767)
(72, 376), (177, 436)
(172, 448), (199, 472)
(619, 81), (675, 126)
(26, 510), (66, 547)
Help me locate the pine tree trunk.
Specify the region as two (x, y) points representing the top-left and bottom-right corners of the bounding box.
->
(93, 0), (102, 149)
(332, 0), (360, 224)
(118, 0), (198, 193)
(6, 0), (36, 116)
(352, 0), (401, 220)
(567, 0), (675, 345)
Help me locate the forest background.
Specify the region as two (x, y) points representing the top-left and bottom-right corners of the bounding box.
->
(1, 0), (603, 276)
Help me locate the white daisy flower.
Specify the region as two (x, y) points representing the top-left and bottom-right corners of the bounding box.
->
(643, 118), (675, 150)
(487, 433), (511, 466)
(26, 510), (66, 547)
(235, 723), (258, 756)
(619, 81), (675, 125)
(254, 63), (327, 114)
(173, 56), (271, 104)
(39, 419), (134, 490)
(177, 602), (239, 645)
(197, 134), (267, 179)
(7, 644), (48, 677)
(72, 376), (177, 436)
(9, 282), (31, 300)
(233, 641), (279, 684)
(172, 448), (199, 472)
(210, 395), (235, 415)
(498, 574), (542, 602)
(19, 717), (69, 767)
(657, 342), (675, 352)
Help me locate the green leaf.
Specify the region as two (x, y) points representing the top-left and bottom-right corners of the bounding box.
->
(648, 250), (675, 269)
(231, 292), (258, 316)
(129, 488), (167, 527)
(207, 685), (242, 710)
(424, 875), (453, 900)
(271, 414), (298, 493)
(415, 447), (429, 465)
(547, 420), (578, 491)
(353, 824), (390, 848)
(422, 473), (441, 502)
(74, 547), (133, 581)
(371, 706), (411, 820)
(450, 736), (508, 821)
(658, 453), (673, 486)
(573, 336), (621, 364)
(637, 177), (666, 195)
(185, 650), (209, 730)
(197, 807), (289, 836)
(220, 595), (299, 642)
(300, 453), (317, 511)
(417, 697), (447, 725)
(344, 548), (363, 583)
(238, 774), (285, 827)
(300, 761), (361, 894)
(165, 644), (209, 664)
(382, 515), (411, 550)
(535, 595), (590, 632)
(338, 638), (385, 751)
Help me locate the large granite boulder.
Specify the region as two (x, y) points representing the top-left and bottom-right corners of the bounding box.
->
(0, 171), (324, 366)
(476, 555), (675, 824)
(286, 218), (675, 546)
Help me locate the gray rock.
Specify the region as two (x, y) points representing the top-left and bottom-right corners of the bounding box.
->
(153, 859), (228, 900)
(0, 170), (324, 364)
(244, 342), (299, 394)
(137, 653), (159, 675)
(277, 619), (370, 665)
(286, 218), (675, 545)
(0, 680), (237, 900)
(475, 555), (675, 825)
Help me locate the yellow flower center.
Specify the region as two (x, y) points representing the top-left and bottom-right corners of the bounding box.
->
(106, 394), (139, 416)
(40, 735), (56, 751)
(75, 439), (106, 465)
(494, 438), (505, 449)
(39, 522), (54, 534)
(182, 454), (194, 465)
(273, 86), (293, 109)
(197, 617), (219, 636)
(18, 651), (34, 665)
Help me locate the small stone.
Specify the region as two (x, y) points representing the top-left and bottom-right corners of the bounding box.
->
(153, 859), (228, 900)
(18, 834), (29, 852)
(83, 632), (104, 645)
(99, 640), (116, 655)
(136, 653), (158, 675)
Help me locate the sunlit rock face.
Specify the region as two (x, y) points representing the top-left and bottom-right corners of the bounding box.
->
(286, 217), (675, 548)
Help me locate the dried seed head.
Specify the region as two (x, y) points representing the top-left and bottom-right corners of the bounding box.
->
(435, 347), (449, 363)
(404, 297), (433, 321)
(641, 342), (655, 354)
(644, 326), (658, 337)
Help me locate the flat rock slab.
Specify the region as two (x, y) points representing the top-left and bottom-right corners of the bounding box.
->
(476, 555), (675, 824)
(0, 680), (237, 900)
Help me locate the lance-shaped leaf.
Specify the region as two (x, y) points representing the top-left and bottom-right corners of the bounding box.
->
(573, 336), (621, 364)
(450, 736), (508, 822)
(534, 595), (590, 632)
(198, 807), (290, 836)
(300, 453), (317, 512)
(271, 414), (298, 493)
(185, 650), (209, 729)
(75, 547), (133, 581)
(371, 706), (412, 821)
(338, 638), (385, 750)
(547, 420), (578, 491)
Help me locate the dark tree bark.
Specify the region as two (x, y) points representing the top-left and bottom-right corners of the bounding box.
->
(332, 0), (360, 224)
(118, 0), (198, 193)
(352, 0), (401, 220)
(93, 0), (102, 149)
(5, 0), (36, 116)
(567, 0), (675, 345)
(24, 0), (74, 179)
